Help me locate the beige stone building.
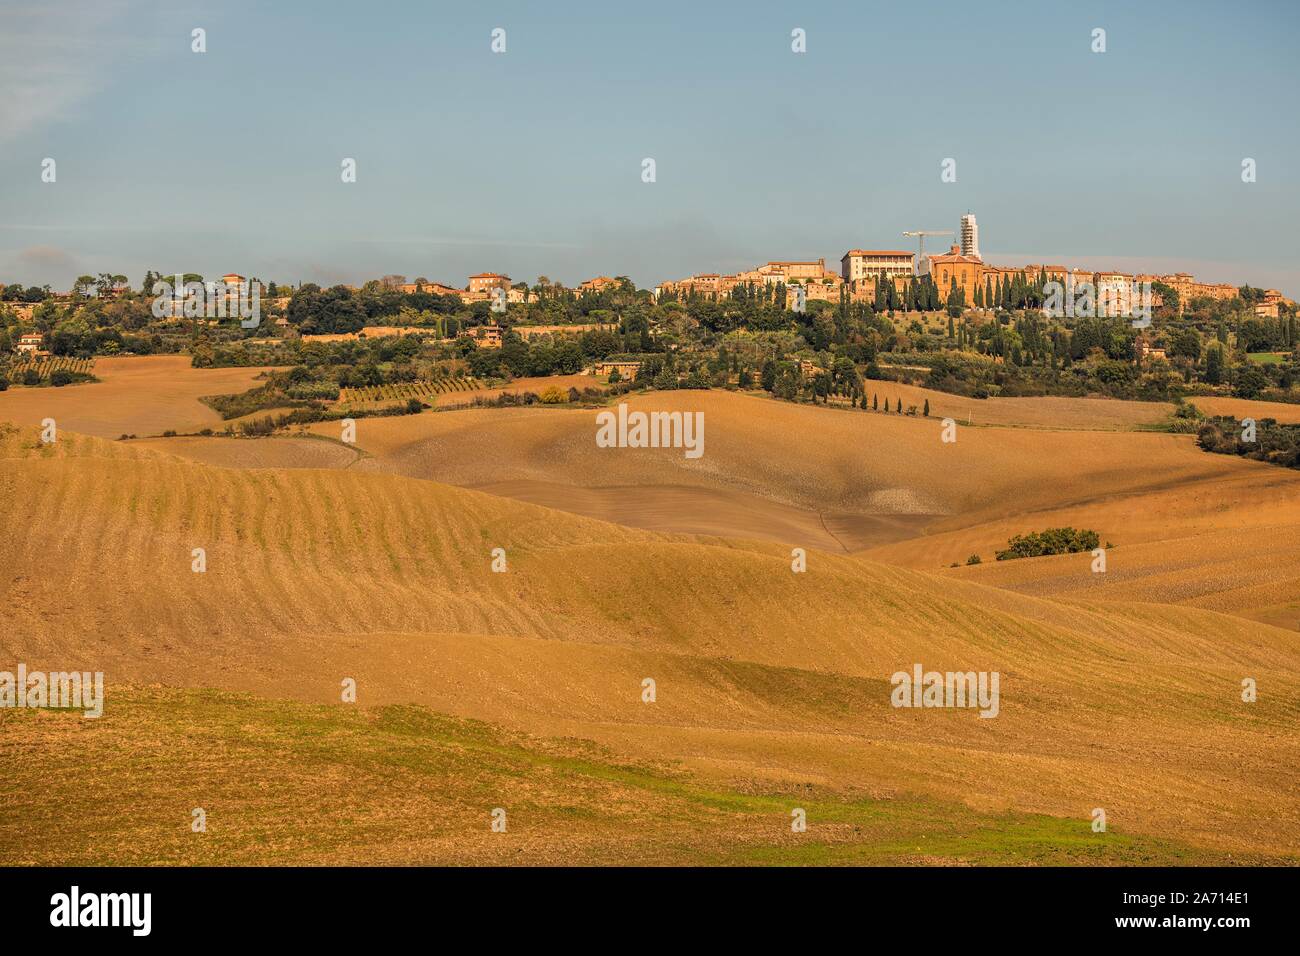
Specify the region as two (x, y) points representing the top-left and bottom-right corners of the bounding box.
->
(464, 323), (503, 348)
(594, 360), (642, 378)
(757, 259), (827, 284)
(400, 280), (463, 298)
(840, 250), (914, 283)
(578, 276), (619, 294)
(468, 273), (510, 295)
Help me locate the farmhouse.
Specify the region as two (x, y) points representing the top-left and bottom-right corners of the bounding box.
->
(16, 332), (44, 354)
(1136, 338), (1167, 362)
(464, 323), (503, 348)
(594, 360), (642, 379)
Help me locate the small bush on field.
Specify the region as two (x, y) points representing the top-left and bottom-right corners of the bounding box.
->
(995, 527), (1100, 561)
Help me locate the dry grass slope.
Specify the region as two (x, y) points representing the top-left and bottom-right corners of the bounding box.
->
(0, 686), (1239, 866)
(2, 423), (1297, 863)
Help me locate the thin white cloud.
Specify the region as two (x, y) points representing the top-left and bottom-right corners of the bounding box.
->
(0, 0), (162, 142)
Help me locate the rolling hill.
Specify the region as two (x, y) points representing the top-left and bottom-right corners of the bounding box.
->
(2, 422), (1297, 863)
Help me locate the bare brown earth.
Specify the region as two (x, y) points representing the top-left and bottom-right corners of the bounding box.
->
(1191, 394), (1300, 424)
(131, 386), (1279, 555)
(0, 425), (1297, 864)
(4, 370), (1300, 864)
(0, 355), (273, 438)
(305, 391), (1258, 552)
(862, 380), (1173, 430)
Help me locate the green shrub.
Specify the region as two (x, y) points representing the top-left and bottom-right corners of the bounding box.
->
(995, 527), (1100, 561)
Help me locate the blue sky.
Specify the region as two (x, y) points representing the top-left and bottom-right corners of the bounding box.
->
(2, 0), (1298, 293)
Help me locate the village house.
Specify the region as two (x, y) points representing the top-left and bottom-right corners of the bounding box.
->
(399, 280), (463, 299)
(757, 259), (827, 284)
(1136, 338), (1168, 362)
(578, 276), (619, 294)
(463, 323), (504, 348)
(16, 332), (44, 354)
(594, 360), (642, 379)
(1255, 289), (1286, 319)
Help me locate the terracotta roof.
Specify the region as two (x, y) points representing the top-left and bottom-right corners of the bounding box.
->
(841, 250), (913, 258)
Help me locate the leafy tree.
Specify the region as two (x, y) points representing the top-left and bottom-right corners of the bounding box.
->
(995, 527), (1099, 561)
(1234, 366), (1270, 399)
(1204, 344), (1225, 384)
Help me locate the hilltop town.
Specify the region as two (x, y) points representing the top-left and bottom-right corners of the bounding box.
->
(2, 213), (1297, 423)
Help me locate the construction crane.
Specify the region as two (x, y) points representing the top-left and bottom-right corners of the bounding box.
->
(902, 230), (955, 266)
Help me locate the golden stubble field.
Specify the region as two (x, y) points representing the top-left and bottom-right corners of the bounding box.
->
(3, 359), (1299, 864)
(0, 355), (273, 438)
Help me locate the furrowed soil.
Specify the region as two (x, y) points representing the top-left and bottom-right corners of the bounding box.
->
(1, 403), (1298, 864)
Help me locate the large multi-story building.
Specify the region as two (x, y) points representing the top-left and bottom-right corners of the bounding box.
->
(923, 244), (985, 299)
(1094, 272), (1132, 317)
(1152, 273), (1237, 312)
(840, 250), (915, 283)
(757, 259), (826, 284)
(467, 272), (510, 295)
(960, 214), (980, 259)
